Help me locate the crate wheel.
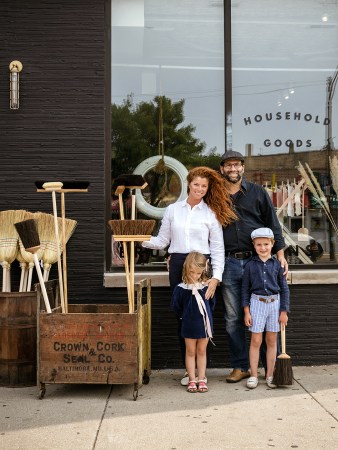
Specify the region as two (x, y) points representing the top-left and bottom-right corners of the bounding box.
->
(142, 370), (150, 385)
(133, 383), (138, 401)
(38, 383), (46, 400)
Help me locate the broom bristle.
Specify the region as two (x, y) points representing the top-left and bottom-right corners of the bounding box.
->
(112, 174), (147, 190)
(108, 219), (155, 237)
(14, 219), (41, 253)
(273, 354), (293, 386)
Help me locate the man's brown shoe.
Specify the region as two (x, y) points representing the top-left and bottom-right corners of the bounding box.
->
(226, 369), (250, 383)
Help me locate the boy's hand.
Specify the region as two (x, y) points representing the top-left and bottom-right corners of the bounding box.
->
(244, 311), (252, 327)
(279, 311), (288, 326)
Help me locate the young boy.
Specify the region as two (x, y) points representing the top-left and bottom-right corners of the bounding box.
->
(242, 227), (290, 389)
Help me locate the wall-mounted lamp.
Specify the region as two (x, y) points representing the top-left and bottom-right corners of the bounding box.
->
(9, 60), (23, 110)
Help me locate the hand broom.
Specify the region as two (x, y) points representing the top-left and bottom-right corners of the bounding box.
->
(14, 219), (52, 314)
(273, 323), (293, 386)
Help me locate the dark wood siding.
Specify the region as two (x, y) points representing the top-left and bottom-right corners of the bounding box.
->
(0, 0), (113, 302)
(113, 285), (338, 368)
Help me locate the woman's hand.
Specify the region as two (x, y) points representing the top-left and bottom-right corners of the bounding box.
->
(205, 278), (218, 300)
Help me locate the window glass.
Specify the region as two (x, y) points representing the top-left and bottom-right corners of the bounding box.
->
(231, 0), (338, 264)
(111, 0), (225, 269)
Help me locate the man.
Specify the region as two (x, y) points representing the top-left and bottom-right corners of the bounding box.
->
(219, 150), (288, 383)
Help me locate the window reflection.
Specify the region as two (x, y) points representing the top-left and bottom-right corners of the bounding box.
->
(111, 0), (225, 268)
(232, 0), (338, 264)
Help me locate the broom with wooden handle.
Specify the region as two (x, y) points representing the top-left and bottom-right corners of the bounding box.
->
(14, 219), (52, 314)
(273, 323), (293, 386)
(0, 209), (26, 292)
(42, 182), (65, 313)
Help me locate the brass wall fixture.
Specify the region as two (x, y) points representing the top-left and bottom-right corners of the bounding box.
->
(9, 60), (23, 110)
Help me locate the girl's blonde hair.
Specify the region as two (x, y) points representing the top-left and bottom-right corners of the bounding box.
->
(182, 251), (209, 284)
(187, 166), (237, 226)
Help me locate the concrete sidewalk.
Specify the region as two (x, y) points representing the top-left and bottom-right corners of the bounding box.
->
(0, 366), (337, 450)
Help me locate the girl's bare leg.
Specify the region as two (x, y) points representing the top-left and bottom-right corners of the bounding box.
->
(249, 332), (262, 378)
(196, 338), (208, 380)
(265, 332), (277, 378)
(185, 338), (197, 381)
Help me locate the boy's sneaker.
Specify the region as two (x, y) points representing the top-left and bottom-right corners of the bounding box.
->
(266, 376), (276, 389)
(246, 376), (258, 389)
(181, 372), (189, 386)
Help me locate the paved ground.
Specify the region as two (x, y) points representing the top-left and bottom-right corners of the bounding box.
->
(0, 366), (337, 450)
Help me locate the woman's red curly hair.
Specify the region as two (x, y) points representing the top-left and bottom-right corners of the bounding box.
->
(187, 166), (237, 226)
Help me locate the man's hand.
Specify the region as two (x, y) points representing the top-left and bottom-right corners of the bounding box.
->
(276, 250), (288, 277)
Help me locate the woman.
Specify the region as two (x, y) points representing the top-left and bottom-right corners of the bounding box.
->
(142, 166), (237, 383)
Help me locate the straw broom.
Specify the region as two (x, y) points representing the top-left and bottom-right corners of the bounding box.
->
(39, 213), (77, 281)
(0, 209), (26, 292)
(14, 219), (51, 313)
(273, 324), (293, 386)
(16, 211), (36, 292)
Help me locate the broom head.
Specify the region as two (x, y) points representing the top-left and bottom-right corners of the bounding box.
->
(14, 219), (41, 254)
(108, 219), (155, 242)
(112, 174), (147, 193)
(273, 353), (293, 386)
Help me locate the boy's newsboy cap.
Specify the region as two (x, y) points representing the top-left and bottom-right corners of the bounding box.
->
(251, 227), (274, 240)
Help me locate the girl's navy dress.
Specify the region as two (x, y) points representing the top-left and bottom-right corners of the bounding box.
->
(171, 282), (215, 339)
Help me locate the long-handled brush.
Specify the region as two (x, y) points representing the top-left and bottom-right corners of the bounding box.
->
(273, 323), (293, 386)
(109, 174), (152, 313)
(14, 219), (52, 314)
(41, 182), (65, 313)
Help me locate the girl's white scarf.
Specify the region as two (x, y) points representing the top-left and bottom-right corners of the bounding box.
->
(192, 285), (213, 339)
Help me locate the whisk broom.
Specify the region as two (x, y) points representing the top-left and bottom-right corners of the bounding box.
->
(14, 219), (52, 313)
(273, 323), (293, 386)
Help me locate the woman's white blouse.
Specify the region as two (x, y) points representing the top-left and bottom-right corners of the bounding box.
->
(142, 199), (225, 281)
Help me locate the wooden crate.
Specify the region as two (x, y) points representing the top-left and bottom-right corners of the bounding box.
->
(37, 279), (151, 400)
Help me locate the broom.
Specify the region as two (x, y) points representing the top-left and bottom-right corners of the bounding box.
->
(14, 219), (52, 313)
(39, 213), (77, 281)
(273, 323), (293, 386)
(17, 212), (47, 291)
(110, 174), (152, 313)
(0, 209), (26, 292)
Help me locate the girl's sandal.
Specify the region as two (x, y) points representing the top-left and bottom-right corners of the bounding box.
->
(187, 380), (197, 393)
(197, 380), (208, 393)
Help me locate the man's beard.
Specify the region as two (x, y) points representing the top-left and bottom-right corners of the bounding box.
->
(222, 172), (242, 184)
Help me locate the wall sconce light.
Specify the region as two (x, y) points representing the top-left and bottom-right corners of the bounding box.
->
(9, 60), (23, 110)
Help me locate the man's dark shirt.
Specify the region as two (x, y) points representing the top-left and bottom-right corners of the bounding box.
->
(223, 179), (285, 254)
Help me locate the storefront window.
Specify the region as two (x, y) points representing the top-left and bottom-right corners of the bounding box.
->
(111, 0), (225, 269)
(231, 0), (338, 265)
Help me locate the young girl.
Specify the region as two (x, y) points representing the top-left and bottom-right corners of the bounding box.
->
(171, 251), (216, 393)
